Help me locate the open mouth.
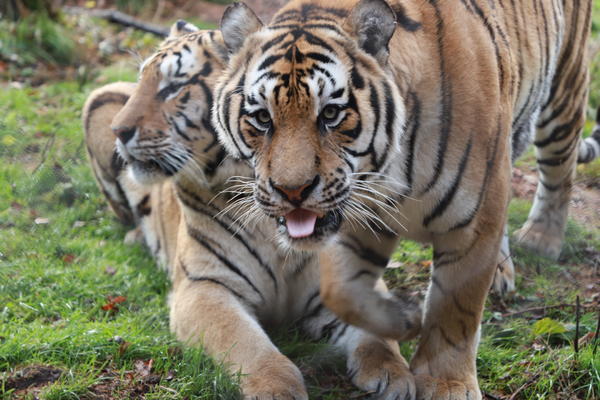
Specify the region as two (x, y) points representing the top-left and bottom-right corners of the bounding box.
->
(277, 209), (342, 240)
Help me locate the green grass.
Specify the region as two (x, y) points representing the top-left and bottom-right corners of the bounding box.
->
(1, 8), (600, 400)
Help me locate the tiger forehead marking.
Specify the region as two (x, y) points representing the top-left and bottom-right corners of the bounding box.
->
(248, 35), (349, 118)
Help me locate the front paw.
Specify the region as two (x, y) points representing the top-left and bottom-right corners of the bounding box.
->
(491, 255), (515, 297)
(514, 220), (563, 260)
(414, 375), (480, 400)
(349, 342), (416, 400)
(242, 355), (308, 400)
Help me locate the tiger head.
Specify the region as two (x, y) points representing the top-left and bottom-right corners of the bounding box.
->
(112, 21), (232, 187)
(213, 0), (406, 250)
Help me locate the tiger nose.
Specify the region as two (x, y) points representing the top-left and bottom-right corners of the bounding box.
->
(270, 175), (320, 206)
(112, 126), (136, 144)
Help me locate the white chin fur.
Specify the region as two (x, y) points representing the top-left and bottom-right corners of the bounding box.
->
(127, 164), (167, 187)
(277, 231), (329, 252)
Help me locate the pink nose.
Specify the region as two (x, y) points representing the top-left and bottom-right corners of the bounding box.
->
(270, 176), (320, 206)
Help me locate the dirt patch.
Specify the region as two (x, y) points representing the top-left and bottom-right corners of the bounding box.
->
(85, 360), (169, 400)
(511, 166), (600, 228)
(3, 365), (63, 396)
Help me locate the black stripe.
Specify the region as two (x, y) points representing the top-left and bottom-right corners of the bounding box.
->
(339, 239), (388, 268)
(404, 91), (421, 193)
(423, 137), (472, 227)
(186, 224), (264, 300)
(349, 269), (377, 281)
(85, 92), (130, 132)
(534, 113), (581, 147)
(449, 120), (501, 231)
(180, 262), (249, 303)
(176, 185), (278, 291)
(423, 0), (453, 193)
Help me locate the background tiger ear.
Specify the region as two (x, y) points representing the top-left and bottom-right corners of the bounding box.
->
(168, 20), (199, 39)
(343, 0), (397, 65)
(220, 2), (263, 53)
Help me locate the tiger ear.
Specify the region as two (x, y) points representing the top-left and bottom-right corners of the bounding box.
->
(168, 20), (199, 39)
(220, 2), (263, 53)
(343, 0), (397, 65)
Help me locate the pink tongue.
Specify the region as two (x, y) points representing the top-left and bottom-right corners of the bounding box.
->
(285, 209), (318, 238)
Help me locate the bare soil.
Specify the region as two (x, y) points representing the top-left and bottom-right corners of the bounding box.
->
(511, 166), (600, 229)
(3, 365), (63, 398)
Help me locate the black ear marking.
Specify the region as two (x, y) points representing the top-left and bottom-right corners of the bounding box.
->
(169, 19), (199, 38)
(220, 2), (264, 53)
(344, 0), (397, 65)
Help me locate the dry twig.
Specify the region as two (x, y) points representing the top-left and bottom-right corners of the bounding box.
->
(63, 6), (168, 37)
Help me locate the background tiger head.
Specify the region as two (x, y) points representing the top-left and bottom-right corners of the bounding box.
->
(213, 0), (406, 250)
(112, 21), (230, 187)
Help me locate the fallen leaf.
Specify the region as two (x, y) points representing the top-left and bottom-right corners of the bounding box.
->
(387, 260), (402, 269)
(420, 260), (432, 268)
(101, 295), (127, 312)
(101, 303), (117, 311)
(578, 331), (596, 347)
(10, 201), (23, 211)
(110, 296), (127, 304)
(104, 266), (117, 275)
(34, 217), (49, 225)
(62, 254), (75, 263)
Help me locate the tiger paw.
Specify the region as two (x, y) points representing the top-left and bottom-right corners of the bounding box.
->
(349, 340), (416, 400)
(491, 254), (515, 296)
(514, 219), (563, 260)
(242, 355), (308, 400)
(414, 375), (481, 400)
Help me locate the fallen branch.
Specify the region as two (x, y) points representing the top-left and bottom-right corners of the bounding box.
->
(502, 302), (595, 318)
(508, 374), (539, 400)
(63, 6), (169, 37)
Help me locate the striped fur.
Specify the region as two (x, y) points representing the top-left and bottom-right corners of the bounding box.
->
(213, 0), (595, 398)
(85, 21), (420, 399)
(578, 106), (600, 163)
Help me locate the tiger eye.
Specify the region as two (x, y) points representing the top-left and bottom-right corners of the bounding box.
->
(256, 110), (271, 124)
(322, 105), (339, 120)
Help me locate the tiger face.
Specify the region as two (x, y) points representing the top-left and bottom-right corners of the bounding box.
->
(113, 22), (229, 186)
(214, 1), (405, 249)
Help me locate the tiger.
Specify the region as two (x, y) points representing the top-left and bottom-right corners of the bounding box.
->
(84, 20), (422, 400)
(213, 0), (597, 398)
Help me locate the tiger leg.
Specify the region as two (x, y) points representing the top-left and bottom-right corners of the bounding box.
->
(491, 225), (515, 296)
(170, 266), (307, 400)
(299, 278), (415, 399)
(410, 226), (504, 400)
(319, 235), (422, 341)
(513, 21), (589, 260)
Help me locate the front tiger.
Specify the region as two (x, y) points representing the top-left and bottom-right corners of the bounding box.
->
(214, 0), (594, 398)
(85, 20), (424, 399)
